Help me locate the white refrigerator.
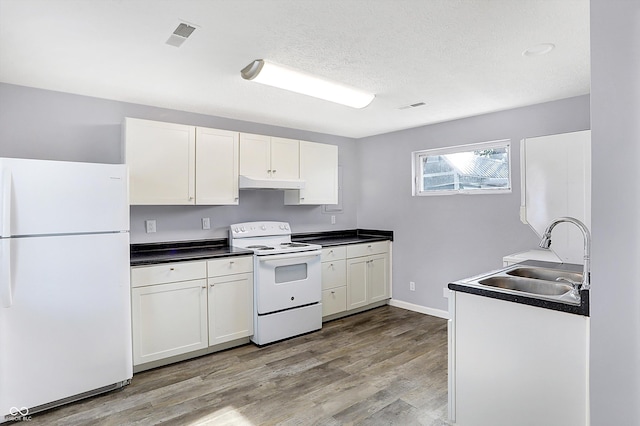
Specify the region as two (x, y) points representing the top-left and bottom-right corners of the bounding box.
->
(0, 158), (132, 421)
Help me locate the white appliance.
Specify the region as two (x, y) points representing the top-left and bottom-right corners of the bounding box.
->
(229, 221), (322, 345)
(0, 158), (132, 421)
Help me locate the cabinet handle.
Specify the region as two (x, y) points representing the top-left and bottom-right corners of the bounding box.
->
(330, 263), (334, 267)
(331, 291), (335, 294)
(272, 169), (276, 173)
(202, 285), (207, 289)
(169, 268), (175, 271)
(267, 169), (272, 174)
(209, 284), (215, 288)
(368, 245), (372, 248)
(230, 261), (235, 264)
(329, 250), (333, 254)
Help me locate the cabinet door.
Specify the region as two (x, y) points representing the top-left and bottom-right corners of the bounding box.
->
(301, 141), (338, 204)
(131, 279), (208, 365)
(368, 253), (389, 303)
(285, 141), (338, 205)
(239, 133), (271, 179)
(125, 118), (196, 205)
(346, 257), (368, 310)
(195, 127), (239, 205)
(208, 273), (254, 346)
(453, 292), (589, 426)
(270, 137), (300, 179)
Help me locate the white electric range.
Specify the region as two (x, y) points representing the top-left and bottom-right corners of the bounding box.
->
(229, 221), (322, 345)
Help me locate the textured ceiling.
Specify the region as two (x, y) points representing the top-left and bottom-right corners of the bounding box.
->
(0, 0), (590, 138)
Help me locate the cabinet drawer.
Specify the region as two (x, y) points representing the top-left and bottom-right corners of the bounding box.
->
(322, 287), (347, 317)
(131, 261), (207, 288)
(322, 260), (346, 290)
(207, 256), (253, 277)
(321, 246), (346, 262)
(346, 241), (389, 258)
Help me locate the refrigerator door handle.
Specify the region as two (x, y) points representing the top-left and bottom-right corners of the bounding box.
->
(0, 238), (11, 308)
(1, 166), (13, 307)
(1, 166), (11, 238)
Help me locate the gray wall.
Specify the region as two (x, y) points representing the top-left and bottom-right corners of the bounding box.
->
(356, 95), (590, 313)
(590, 0), (640, 423)
(0, 83), (358, 243)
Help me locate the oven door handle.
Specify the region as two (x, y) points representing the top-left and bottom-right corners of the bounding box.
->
(257, 250), (321, 262)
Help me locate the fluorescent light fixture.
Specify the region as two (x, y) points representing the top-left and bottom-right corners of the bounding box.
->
(240, 59), (375, 109)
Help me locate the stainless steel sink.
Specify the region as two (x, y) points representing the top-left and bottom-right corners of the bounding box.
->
(478, 276), (572, 296)
(454, 263), (585, 305)
(506, 267), (583, 283)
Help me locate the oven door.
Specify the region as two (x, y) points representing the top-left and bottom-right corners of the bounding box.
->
(255, 250), (321, 314)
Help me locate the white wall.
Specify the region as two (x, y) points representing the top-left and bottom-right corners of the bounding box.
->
(356, 95), (590, 313)
(0, 83), (359, 243)
(590, 0), (640, 423)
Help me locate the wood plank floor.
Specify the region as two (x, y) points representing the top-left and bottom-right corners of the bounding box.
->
(28, 306), (450, 425)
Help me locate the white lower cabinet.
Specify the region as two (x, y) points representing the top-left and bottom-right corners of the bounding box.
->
(131, 261), (208, 365)
(132, 280), (209, 365)
(207, 262), (253, 345)
(320, 241), (391, 318)
(449, 290), (589, 426)
(321, 247), (347, 317)
(346, 242), (390, 310)
(131, 256), (253, 369)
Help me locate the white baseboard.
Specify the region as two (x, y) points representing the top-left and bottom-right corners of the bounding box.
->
(389, 298), (449, 319)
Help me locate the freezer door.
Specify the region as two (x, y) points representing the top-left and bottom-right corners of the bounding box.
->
(0, 232), (132, 413)
(0, 158), (128, 237)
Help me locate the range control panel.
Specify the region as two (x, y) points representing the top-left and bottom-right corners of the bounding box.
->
(229, 221), (291, 238)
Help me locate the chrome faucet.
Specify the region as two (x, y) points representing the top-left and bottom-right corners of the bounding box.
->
(539, 217), (591, 291)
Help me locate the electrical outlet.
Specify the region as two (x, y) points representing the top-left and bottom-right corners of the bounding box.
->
(331, 215), (336, 225)
(410, 281), (416, 291)
(145, 220), (156, 233)
(202, 217), (211, 230)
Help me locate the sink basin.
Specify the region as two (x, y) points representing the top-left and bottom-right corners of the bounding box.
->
(506, 267), (583, 283)
(478, 276), (573, 296)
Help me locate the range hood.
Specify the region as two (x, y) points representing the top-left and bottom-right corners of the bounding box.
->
(239, 175), (305, 190)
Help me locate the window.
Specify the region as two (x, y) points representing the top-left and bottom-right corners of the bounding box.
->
(412, 140), (511, 196)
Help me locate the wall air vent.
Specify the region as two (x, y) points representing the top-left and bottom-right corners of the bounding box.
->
(399, 102), (427, 110)
(166, 23), (197, 47)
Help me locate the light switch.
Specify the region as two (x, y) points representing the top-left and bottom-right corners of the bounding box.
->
(145, 220), (156, 233)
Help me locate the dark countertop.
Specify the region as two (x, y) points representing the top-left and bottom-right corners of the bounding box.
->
(130, 229), (393, 266)
(448, 260), (590, 316)
(130, 239), (253, 266)
(292, 229), (393, 247)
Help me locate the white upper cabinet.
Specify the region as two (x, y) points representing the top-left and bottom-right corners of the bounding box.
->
(125, 118), (196, 205)
(195, 127), (239, 205)
(124, 118), (239, 205)
(521, 130), (591, 263)
(125, 118), (339, 206)
(239, 133), (299, 180)
(285, 141), (339, 205)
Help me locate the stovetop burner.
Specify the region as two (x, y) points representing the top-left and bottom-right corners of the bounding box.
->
(280, 242), (309, 248)
(229, 221), (322, 255)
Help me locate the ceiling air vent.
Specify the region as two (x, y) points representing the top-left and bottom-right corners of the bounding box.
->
(166, 23), (197, 47)
(399, 102), (426, 110)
